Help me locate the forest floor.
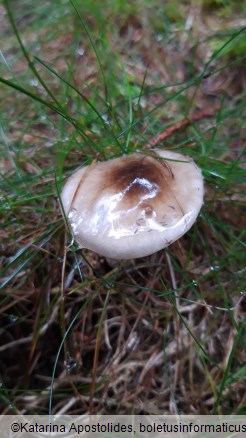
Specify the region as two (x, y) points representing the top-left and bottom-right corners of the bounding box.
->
(0, 0), (246, 415)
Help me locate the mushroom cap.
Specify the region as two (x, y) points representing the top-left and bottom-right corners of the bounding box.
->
(61, 150), (204, 259)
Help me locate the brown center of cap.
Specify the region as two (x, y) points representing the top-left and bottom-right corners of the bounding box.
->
(70, 152), (181, 225)
(105, 154), (173, 204)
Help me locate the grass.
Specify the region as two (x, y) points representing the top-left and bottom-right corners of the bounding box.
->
(0, 0), (246, 415)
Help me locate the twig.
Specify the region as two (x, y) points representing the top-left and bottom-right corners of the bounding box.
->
(145, 108), (215, 149)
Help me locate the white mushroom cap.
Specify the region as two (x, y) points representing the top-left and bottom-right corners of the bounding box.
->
(61, 150), (204, 259)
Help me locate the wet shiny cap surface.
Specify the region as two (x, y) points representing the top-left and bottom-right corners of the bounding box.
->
(61, 150), (204, 259)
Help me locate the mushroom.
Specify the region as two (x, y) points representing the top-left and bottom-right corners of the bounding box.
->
(61, 149), (204, 259)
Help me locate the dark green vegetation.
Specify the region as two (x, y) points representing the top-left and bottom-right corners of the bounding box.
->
(0, 0), (245, 414)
